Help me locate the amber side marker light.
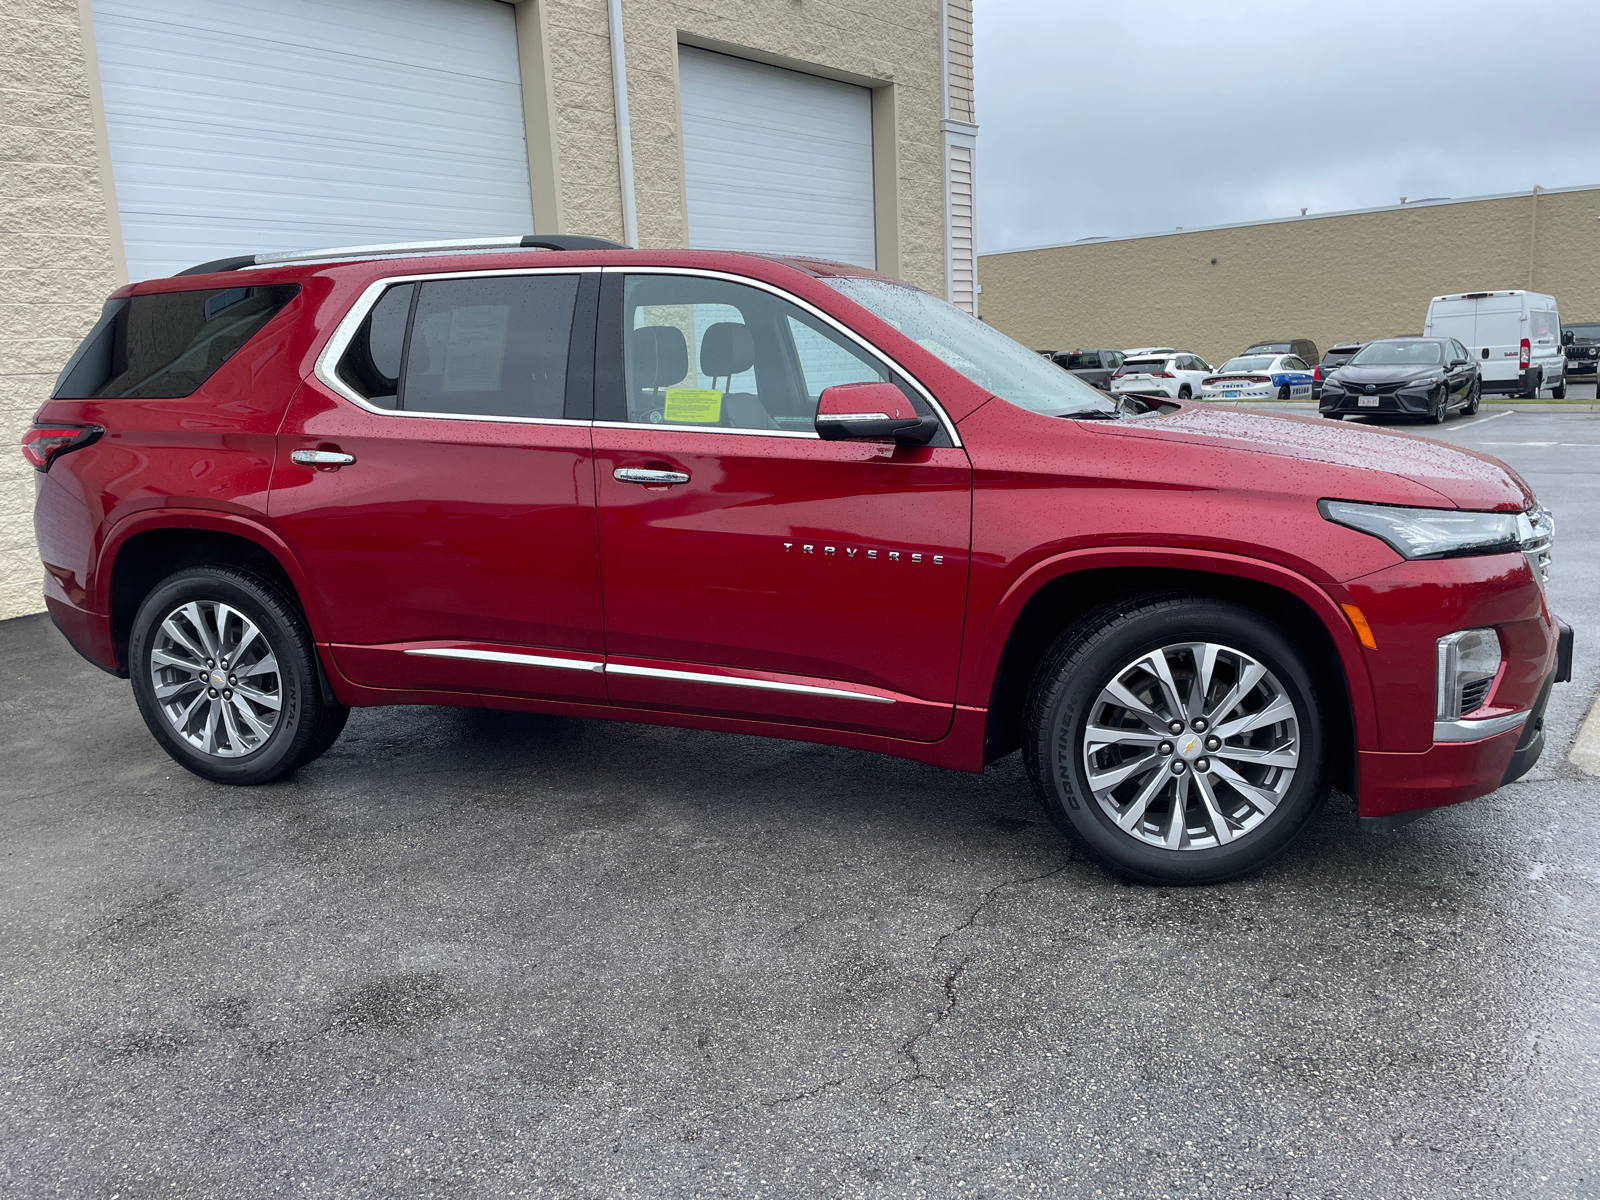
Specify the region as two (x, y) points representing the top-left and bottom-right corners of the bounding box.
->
(1342, 603), (1378, 649)
(21, 424), (102, 472)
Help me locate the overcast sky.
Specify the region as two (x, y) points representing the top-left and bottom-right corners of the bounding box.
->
(973, 0), (1600, 254)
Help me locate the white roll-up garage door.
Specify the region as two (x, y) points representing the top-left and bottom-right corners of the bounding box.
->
(91, 0), (535, 281)
(679, 47), (875, 268)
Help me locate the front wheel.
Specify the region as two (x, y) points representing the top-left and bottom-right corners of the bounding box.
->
(1023, 596), (1330, 884)
(1278, 384), (1291, 400)
(129, 566), (348, 784)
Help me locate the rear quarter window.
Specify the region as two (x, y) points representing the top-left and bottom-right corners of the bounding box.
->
(53, 285), (299, 399)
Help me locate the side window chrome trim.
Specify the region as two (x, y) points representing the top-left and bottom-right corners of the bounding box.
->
(313, 266), (601, 424)
(602, 265), (963, 449)
(592, 419), (819, 440)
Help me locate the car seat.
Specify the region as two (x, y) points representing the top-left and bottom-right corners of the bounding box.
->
(699, 321), (777, 429)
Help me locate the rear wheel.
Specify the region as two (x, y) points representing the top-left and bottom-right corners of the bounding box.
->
(129, 567), (348, 784)
(1551, 378), (1566, 399)
(1177, 385), (1192, 400)
(1023, 596), (1330, 885)
(1521, 370), (1540, 399)
(1463, 381), (1480, 415)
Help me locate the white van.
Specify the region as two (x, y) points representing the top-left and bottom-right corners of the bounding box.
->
(1424, 291), (1566, 398)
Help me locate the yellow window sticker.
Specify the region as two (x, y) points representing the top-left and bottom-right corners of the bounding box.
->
(663, 388), (723, 424)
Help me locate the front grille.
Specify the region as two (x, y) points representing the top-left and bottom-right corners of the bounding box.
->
(1459, 677), (1493, 714)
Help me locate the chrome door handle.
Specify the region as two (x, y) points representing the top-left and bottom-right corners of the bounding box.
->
(292, 449), (356, 466)
(614, 467), (689, 485)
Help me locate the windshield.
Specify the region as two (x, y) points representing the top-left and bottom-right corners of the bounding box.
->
(1350, 340), (1443, 366)
(1245, 342), (1292, 354)
(1217, 356), (1276, 373)
(824, 279), (1116, 416)
(1565, 324), (1600, 341)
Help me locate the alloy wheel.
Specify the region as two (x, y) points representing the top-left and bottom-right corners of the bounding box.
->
(1081, 641), (1299, 850)
(148, 600), (282, 757)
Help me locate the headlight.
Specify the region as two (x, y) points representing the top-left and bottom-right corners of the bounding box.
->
(1436, 629), (1501, 718)
(1319, 500), (1521, 559)
(1322, 377), (1345, 391)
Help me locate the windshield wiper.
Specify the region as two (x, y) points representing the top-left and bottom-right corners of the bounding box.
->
(1057, 408), (1120, 420)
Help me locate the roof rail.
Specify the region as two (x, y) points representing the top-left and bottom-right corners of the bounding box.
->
(175, 234), (630, 276)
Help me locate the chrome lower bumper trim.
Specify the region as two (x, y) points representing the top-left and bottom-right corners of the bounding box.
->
(1433, 710), (1530, 743)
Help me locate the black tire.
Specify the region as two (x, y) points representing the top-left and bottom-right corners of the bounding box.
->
(1022, 595), (1330, 885)
(1177, 385), (1191, 399)
(129, 566), (349, 784)
(1521, 370), (1540, 400)
(1464, 382), (1480, 415)
(1551, 378), (1566, 399)
(1278, 384), (1291, 400)
(1424, 391), (1445, 424)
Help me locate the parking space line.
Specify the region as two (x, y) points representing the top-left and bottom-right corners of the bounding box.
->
(1572, 689), (1600, 778)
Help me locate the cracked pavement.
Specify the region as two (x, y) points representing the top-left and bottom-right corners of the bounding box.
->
(1, 409), (1597, 1198)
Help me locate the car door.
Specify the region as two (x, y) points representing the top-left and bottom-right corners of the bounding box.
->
(589, 268), (972, 742)
(1446, 340), (1472, 406)
(1279, 356), (1314, 399)
(269, 268), (608, 703)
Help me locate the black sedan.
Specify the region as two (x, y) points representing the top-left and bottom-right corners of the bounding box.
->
(1319, 337), (1480, 423)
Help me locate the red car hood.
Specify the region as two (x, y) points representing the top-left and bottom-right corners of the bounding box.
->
(1090, 404), (1534, 511)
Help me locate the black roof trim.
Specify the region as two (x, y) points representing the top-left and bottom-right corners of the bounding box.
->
(176, 255), (258, 276)
(519, 235), (630, 251)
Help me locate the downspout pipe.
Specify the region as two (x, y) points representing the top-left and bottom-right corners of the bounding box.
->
(1527, 184), (1542, 289)
(608, 0), (638, 247)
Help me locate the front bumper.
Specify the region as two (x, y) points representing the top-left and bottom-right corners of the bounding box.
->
(1357, 617), (1572, 831)
(1319, 386), (1440, 416)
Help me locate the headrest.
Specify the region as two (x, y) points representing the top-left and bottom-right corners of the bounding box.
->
(631, 326), (688, 389)
(700, 322), (755, 378)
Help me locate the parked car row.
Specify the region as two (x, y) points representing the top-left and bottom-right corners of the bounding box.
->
(1043, 288), (1573, 425)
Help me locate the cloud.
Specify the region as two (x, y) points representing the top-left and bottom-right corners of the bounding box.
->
(974, 0), (1600, 253)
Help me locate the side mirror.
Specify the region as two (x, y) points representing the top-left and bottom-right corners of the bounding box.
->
(815, 382), (938, 444)
(1451, 358), (1468, 367)
(1563, 330), (1575, 346)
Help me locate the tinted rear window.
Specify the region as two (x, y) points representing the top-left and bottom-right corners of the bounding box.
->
(53, 285), (298, 399)
(1116, 358), (1168, 375)
(1060, 352), (1102, 368)
(1245, 342), (1292, 354)
(336, 275), (582, 419)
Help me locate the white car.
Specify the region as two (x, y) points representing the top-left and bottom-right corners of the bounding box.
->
(1110, 351), (1213, 400)
(1200, 353), (1317, 401)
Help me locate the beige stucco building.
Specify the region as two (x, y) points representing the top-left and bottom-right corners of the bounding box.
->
(0, 0), (979, 620)
(978, 185), (1600, 367)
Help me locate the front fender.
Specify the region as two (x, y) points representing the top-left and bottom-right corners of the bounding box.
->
(958, 545), (1380, 752)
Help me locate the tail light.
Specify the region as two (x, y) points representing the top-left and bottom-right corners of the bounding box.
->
(1519, 338), (1531, 367)
(1154, 371), (1174, 378)
(21, 423), (103, 472)
(1313, 365), (1322, 381)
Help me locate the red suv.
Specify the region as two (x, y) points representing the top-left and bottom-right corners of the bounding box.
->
(27, 236), (1573, 884)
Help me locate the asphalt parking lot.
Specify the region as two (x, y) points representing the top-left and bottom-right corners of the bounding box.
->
(3, 402), (1597, 1199)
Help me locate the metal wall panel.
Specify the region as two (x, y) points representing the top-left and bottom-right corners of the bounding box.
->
(92, 0), (535, 280)
(679, 46), (875, 269)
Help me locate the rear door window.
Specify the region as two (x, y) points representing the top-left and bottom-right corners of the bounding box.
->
(335, 274), (583, 418)
(53, 284), (299, 399)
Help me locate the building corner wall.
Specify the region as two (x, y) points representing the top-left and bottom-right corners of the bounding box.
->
(943, 0), (976, 312)
(1, 0), (123, 620)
